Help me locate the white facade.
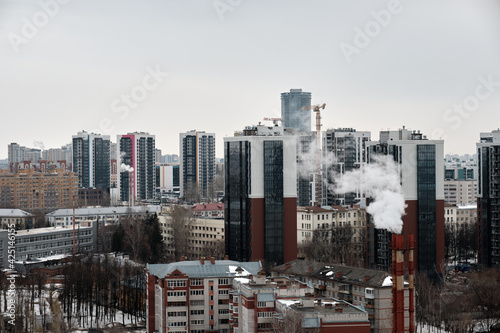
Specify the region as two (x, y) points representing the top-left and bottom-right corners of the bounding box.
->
(368, 128), (445, 201)
(224, 134), (297, 199)
(157, 163), (179, 194)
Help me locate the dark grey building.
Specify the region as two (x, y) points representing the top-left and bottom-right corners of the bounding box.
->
(281, 89), (312, 132)
(179, 131), (215, 201)
(477, 131), (500, 267)
(72, 131), (110, 190)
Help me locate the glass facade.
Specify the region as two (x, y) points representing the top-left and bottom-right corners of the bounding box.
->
(263, 141), (284, 267)
(224, 141), (251, 262)
(280, 90), (311, 132)
(94, 138), (110, 190)
(417, 145), (437, 277)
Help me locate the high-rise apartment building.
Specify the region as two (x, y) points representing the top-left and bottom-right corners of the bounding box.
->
(41, 145), (72, 165)
(281, 89), (312, 131)
(72, 131), (110, 190)
(324, 128), (371, 206)
(477, 130), (500, 267)
(224, 124), (297, 267)
(117, 132), (156, 203)
(0, 169), (78, 210)
(179, 131), (215, 201)
(8, 143), (41, 164)
(156, 164), (180, 198)
(367, 128), (444, 278)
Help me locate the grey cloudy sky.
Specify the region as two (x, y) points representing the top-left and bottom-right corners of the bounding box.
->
(1, 0), (500, 159)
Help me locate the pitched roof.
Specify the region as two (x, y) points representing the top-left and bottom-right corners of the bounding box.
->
(0, 209), (32, 217)
(46, 205), (160, 217)
(272, 259), (390, 288)
(191, 203), (224, 211)
(147, 260), (261, 279)
(297, 206), (332, 213)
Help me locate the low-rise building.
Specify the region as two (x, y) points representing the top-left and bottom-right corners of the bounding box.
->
(297, 206), (367, 266)
(146, 258), (262, 333)
(0, 223), (97, 268)
(275, 298), (370, 333)
(271, 259), (413, 333)
(444, 203), (457, 224)
(159, 205), (225, 259)
(192, 203), (224, 219)
(47, 205), (161, 227)
(0, 209), (34, 229)
(456, 204), (477, 228)
(231, 273), (370, 333)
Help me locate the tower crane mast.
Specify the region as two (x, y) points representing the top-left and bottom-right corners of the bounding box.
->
(301, 103), (326, 206)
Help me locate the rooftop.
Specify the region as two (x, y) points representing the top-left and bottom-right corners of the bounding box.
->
(148, 260), (262, 279)
(272, 259), (391, 288)
(0, 209), (32, 217)
(47, 205), (160, 217)
(13, 225), (93, 236)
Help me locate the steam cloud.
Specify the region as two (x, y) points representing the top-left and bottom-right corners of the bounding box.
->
(336, 155), (406, 234)
(120, 163), (134, 172)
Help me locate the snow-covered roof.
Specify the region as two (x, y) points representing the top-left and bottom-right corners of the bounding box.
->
(0, 209), (32, 217)
(47, 205), (160, 217)
(147, 260), (261, 279)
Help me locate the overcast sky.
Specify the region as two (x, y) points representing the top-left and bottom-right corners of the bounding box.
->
(1, 0), (500, 159)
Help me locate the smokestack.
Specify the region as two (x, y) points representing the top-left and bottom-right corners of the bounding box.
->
(409, 234), (415, 333)
(392, 234), (405, 333)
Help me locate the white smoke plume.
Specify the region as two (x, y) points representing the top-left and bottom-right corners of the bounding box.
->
(120, 163), (134, 172)
(295, 132), (336, 179)
(336, 154), (406, 234)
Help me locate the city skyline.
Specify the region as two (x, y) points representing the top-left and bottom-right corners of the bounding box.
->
(2, 0), (500, 159)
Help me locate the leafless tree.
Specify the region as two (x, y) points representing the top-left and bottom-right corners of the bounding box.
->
(167, 205), (195, 261)
(206, 174), (224, 203)
(273, 307), (319, 333)
(123, 218), (144, 261)
(201, 240), (225, 260)
(185, 182), (200, 204)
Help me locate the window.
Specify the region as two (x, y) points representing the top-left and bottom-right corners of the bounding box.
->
(190, 310), (204, 315)
(219, 289), (229, 295)
(218, 278), (229, 285)
(257, 312), (273, 318)
(191, 320), (204, 325)
(167, 280), (186, 288)
(190, 290), (204, 296)
(167, 291), (186, 297)
(191, 279), (203, 286)
(257, 301), (266, 308)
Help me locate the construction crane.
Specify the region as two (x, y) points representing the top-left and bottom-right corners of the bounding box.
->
(263, 117), (282, 126)
(301, 103), (326, 206)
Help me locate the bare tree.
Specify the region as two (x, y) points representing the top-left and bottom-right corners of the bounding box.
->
(273, 307), (319, 333)
(167, 205), (195, 261)
(201, 240), (225, 260)
(466, 269), (500, 332)
(206, 174), (224, 203)
(123, 218), (144, 261)
(185, 182), (200, 204)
